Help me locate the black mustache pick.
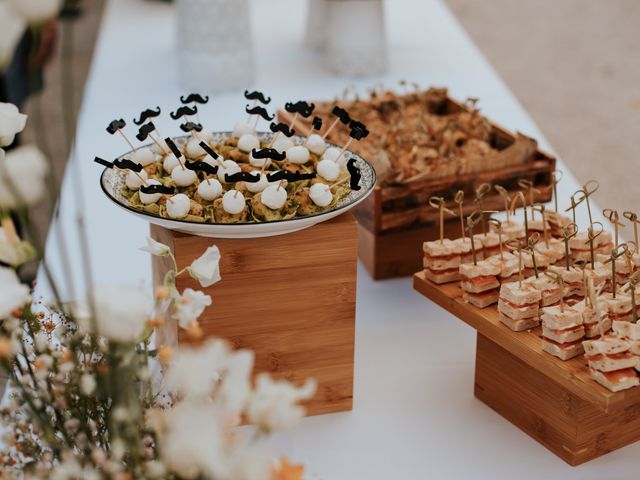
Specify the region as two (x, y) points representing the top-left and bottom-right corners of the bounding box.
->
(94, 156), (114, 168)
(284, 100), (315, 118)
(164, 137), (183, 158)
(245, 105), (274, 121)
(114, 158), (143, 172)
(199, 141), (220, 160)
(136, 122), (156, 141)
(179, 121), (203, 133)
(185, 160), (218, 176)
(251, 148), (286, 161)
(224, 171), (261, 183)
(170, 105), (198, 120)
(331, 106), (351, 124)
(312, 116), (323, 131)
(349, 120), (370, 140)
(106, 119), (126, 134)
(133, 107), (161, 126)
(266, 170), (316, 182)
(269, 122), (295, 138)
(180, 93), (209, 104)
(244, 90), (271, 104)
(140, 184), (175, 195)
(347, 158), (362, 191)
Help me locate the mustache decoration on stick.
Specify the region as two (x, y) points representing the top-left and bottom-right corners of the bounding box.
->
(185, 160), (218, 176)
(224, 171), (262, 183)
(179, 121), (203, 133)
(140, 184), (175, 195)
(136, 122), (156, 141)
(347, 158), (362, 191)
(269, 122), (295, 138)
(164, 137), (183, 159)
(244, 90), (271, 104)
(245, 105), (274, 121)
(312, 116), (323, 131)
(349, 120), (370, 140)
(113, 158), (143, 172)
(106, 119), (127, 135)
(180, 93), (209, 104)
(284, 100), (315, 118)
(332, 106), (351, 124)
(133, 107), (161, 126)
(251, 148), (287, 161)
(170, 105), (198, 120)
(199, 141), (220, 160)
(94, 156), (114, 169)
(266, 170), (316, 182)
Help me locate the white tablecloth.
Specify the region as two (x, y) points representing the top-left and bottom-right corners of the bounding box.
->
(44, 0), (632, 478)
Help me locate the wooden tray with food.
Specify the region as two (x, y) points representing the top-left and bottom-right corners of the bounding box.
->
(278, 87), (556, 278)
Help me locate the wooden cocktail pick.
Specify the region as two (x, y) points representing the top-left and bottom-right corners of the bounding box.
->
(466, 211), (483, 265)
(533, 204), (549, 247)
(625, 271), (640, 323)
(494, 185), (511, 223)
(565, 196), (578, 225)
(510, 191), (530, 241)
(506, 238), (526, 288)
(517, 179), (539, 220)
(527, 232), (541, 278)
(624, 211), (640, 249)
(322, 105), (351, 140)
(603, 209), (625, 248)
(454, 190), (466, 240)
(106, 118), (137, 152)
(562, 222), (578, 271)
(473, 183), (491, 235)
(428, 196), (455, 244)
(585, 221), (604, 269)
(544, 270), (565, 312)
(550, 169), (563, 213)
(488, 217), (504, 260)
(604, 243), (629, 299)
(572, 180), (599, 227)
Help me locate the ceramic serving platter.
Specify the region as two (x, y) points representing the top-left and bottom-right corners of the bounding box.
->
(100, 132), (376, 238)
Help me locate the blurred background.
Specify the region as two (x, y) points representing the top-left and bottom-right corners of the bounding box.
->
(3, 0), (639, 243)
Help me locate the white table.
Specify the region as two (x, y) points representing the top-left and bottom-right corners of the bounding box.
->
(44, 0), (632, 478)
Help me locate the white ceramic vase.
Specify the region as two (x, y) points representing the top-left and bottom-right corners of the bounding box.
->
(176, 0), (255, 92)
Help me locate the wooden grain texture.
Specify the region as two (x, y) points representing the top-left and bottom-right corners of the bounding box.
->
(151, 213), (358, 417)
(412, 271), (640, 413)
(475, 334), (640, 465)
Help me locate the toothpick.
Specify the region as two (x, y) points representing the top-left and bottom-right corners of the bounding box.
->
(563, 223), (577, 271)
(551, 170), (562, 213)
(474, 183), (491, 235)
(603, 209), (625, 248)
(289, 112), (299, 130)
(454, 190), (466, 240)
(534, 204), (549, 247)
(322, 117), (341, 140)
(528, 233), (540, 278)
(489, 218), (504, 260)
(624, 211), (640, 248)
(545, 271), (564, 312)
(334, 138), (354, 165)
(246, 99), (257, 122)
(118, 130), (137, 153)
(495, 185), (511, 223)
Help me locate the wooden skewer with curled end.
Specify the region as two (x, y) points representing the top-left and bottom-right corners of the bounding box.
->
(571, 180), (599, 227)
(562, 222), (578, 271)
(527, 232), (541, 279)
(505, 237), (527, 288)
(625, 271), (640, 322)
(510, 191), (530, 241)
(544, 270), (565, 313)
(473, 183), (492, 235)
(488, 217), (503, 260)
(428, 196), (455, 244)
(603, 208), (625, 248)
(533, 204), (549, 247)
(466, 210), (483, 266)
(585, 221), (604, 269)
(495, 185), (511, 223)
(454, 190), (466, 240)
(517, 179), (540, 220)
(550, 169), (563, 213)
(603, 243), (629, 299)
(624, 211), (640, 248)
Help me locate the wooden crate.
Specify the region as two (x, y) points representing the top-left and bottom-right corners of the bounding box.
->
(151, 213), (358, 417)
(413, 272), (640, 465)
(279, 94), (555, 279)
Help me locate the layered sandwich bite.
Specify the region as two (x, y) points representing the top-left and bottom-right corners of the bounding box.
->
(546, 211), (572, 238)
(583, 336), (640, 392)
(535, 238), (565, 266)
(612, 320), (640, 370)
(491, 220), (525, 241)
(573, 298), (611, 338)
(459, 260), (501, 308)
(476, 232), (502, 258)
(569, 231), (613, 263)
(547, 265), (585, 304)
(423, 239), (462, 284)
(498, 281), (541, 331)
(601, 292), (634, 323)
(486, 251), (520, 284)
(541, 305), (585, 360)
(523, 275), (563, 307)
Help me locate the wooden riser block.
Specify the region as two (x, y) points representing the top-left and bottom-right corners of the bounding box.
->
(151, 213), (358, 417)
(475, 334), (640, 465)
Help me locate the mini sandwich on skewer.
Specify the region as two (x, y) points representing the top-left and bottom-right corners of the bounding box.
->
(518, 179), (549, 237)
(451, 190), (475, 264)
(472, 184), (501, 258)
(492, 185), (525, 241)
(545, 170), (573, 237)
(498, 277), (541, 331)
(485, 218), (520, 284)
(422, 196), (460, 284)
(583, 335), (640, 392)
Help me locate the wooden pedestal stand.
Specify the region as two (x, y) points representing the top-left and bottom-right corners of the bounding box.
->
(413, 272), (640, 465)
(151, 213), (358, 417)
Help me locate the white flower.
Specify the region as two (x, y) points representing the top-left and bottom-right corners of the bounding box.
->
(140, 236), (171, 257)
(0, 102), (27, 146)
(165, 339), (227, 399)
(80, 374), (96, 396)
(188, 246), (221, 288)
(0, 266), (30, 318)
(0, 226), (36, 266)
(248, 375), (316, 432)
(92, 286), (151, 343)
(159, 400), (228, 479)
(173, 288), (211, 329)
(0, 145), (49, 208)
(6, 0), (62, 25)
(216, 349), (253, 414)
(0, 6), (26, 71)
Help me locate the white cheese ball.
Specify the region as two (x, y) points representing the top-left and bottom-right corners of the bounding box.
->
(237, 134), (260, 153)
(131, 147), (155, 167)
(233, 121), (255, 138)
(203, 154), (222, 169)
(139, 179), (162, 204)
(249, 152), (271, 169)
(171, 166), (198, 187)
(309, 183), (333, 207)
(197, 178), (223, 201)
(322, 147), (341, 163)
(261, 184), (288, 210)
(166, 193), (191, 218)
(163, 154), (180, 174)
(186, 137), (206, 158)
(272, 136), (294, 154)
(306, 134), (327, 155)
(245, 171), (269, 193)
(217, 160), (241, 183)
(286, 145), (310, 165)
(199, 130), (215, 143)
(125, 169), (148, 191)
(317, 159), (341, 181)
(222, 190), (246, 214)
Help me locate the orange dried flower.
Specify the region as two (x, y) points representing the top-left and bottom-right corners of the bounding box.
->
(186, 322), (203, 340)
(157, 346), (173, 364)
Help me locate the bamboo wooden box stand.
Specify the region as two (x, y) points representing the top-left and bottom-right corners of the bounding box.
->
(413, 271), (640, 465)
(151, 213), (358, 417)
